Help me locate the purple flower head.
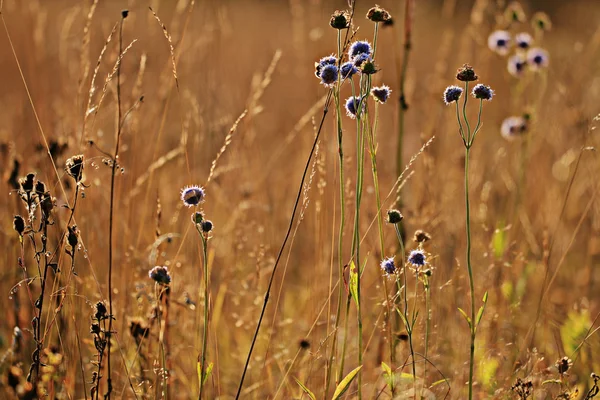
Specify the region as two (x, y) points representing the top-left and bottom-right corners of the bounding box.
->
(320, 64), (339, 86)
(149, 266), (171, 285)
(314, 55), (337, 78)
(472, 84), (494, 101)
(181, 186), (205, 207)
(487, 30), (511, 55)
(345, 96), (363, 119)
(352, 52), (371, 67)
(443, 85), (463, 105)
(348, 40), (372, 59)
(407, 249), (427, 268)
(507, 54), (527, 78)
(340, 62), (358, 79)
(527, 47), (549, 70)
(380, 257), (396, 275)
(371, 85), (391, 104)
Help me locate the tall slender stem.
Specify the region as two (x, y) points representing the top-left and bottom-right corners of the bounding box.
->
(198, 231), (209, 399)
(465, 145), (476, 400)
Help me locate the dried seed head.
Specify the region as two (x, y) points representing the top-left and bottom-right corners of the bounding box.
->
(19, 173), (36, 193)
(201, 220), (213, 233)
(556, 356), (573, 375)
(413, 230), (431, 243)
(35, 180), (46, 197)
(299, 339), (311, 349)
(149, 265), (172, 285)
(65, 155), (84, 182)
(330, 10), (350, 30)
(94, 302), (107, 321)
(67, 225), (79, 248)
(386, 209), (403, 224)
(40, 194), (55, 219)
(456, 64), (478, 82)
(13, 215), (25, 236)
(90, 322), (101, 335)
(359, 60), (378, 75)
(366, 5), (391, 23)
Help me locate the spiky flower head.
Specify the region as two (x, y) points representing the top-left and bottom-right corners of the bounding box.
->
(201, 220), (213, 233)
(380, 257), (396, 275)
(348, 41), (372, 59)
(472, 84), (494, 101)
(371, 85), (391, 104)
(407, 249), (427, 268)
(443, 86), (463, 105)
(515, 32), (533, 49)
(340, 62), (358, 79)
(532, 12), (552, 31)
(314, 55), (337, 78)
(359, 60), (378, 75)
(501, 116), (528, 140)
(330, 10), (350, 30)
(507, 54), (527, 78)
(344, 96), (362, 119)
(352, 52), (371, 67)
(320, 64), (339, 86)
(526, 47), (549, 70)
(366, 5), (391, 23)
(487, 30), (512, 56)
(386, 209), (403, 224)
(181, 186), (205, 207)
(149, 265), (171, 285)
(456, 64), (478, 82)
(65, 154), (84, 182)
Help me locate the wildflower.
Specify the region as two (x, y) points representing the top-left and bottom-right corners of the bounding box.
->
(330, 10), (350, 30)
(443, 85), (463, 105)
(348, 40), (372, 59)
(413, 230), (431, 243)
(526, 47), (549, 70)
(380, 257), (396, 275)
(13, 215), (25, 236)
(556, 357), (573, 375)
(340, 62), (358, 79)
(192, 211), (204, 224)
(407, 249), (426, 268)
(201, 220), (213, 233)
(386, 209), (403, 224)
(344, 96), (362, 119)
(371, 85), (391, 103)
(65, 154), (84, 182)
(487, 30), (511, 55)
(359, 60), (378, 75)
(456, 64), (478, 82)
(320, 64), (338, 86)
(314, 55), (337, 78)
(500, 116), (528, 140)
(366, 5), (391, 23)
(472, 84), (494, 101)
(181, 186), (205, 207)
(532, 11), (552, 31)
(352, 52), (371, 67)
(507, 54), (527, 78)
(505, 1), (526, 23)
(515, 32), (533, 49)
(149, 265), (172, 285)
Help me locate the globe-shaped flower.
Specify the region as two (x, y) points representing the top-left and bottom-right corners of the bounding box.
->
(407, 249), (426, 268)
(352, 52), (371, 67)
(380, 257), (396, 275)
(487, 30), (511, 55)
(507, 54), (527, 78)
(443, 85), (463, 105)
(345, 96), (363, 119)
(348, 41), (372, 59)
(181, 186), (205, 207)
(471, 84), (494, 101)
(371, 85), (391, 104)
(515, 32), (533, 49)
(340, 62), (358, 79)
(314, 55), (337, 78)
(320, 64), (339, 86)
(149, 266), (171, 285)
(500, 116), (528, 140)
(526, 47), (549, 70)
(386, 209), (403, 224)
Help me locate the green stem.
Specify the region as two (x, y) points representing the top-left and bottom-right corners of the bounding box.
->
(465, 146), (476, 400)
(462, 81), (472, 142)
(198, 230), (209, 399)
(424, 277), (430, 394)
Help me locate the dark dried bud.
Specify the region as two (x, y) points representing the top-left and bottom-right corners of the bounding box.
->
(121, 9), (129, 19)
(396, 331), (409, 341)
(386, 209), (403, 224)
(90, 322), (101, 335)
(20, 173), (36, 193)
(67, 225), (79, 248)
(201, 220), (213, 233)
(65, 154), (84, 182)
(35, 180), (46, 197)
(330, 10), (350, 30)
(94, 302), (107, 320)
(556, 356), (572, 374)
(413, 230), (431, 243)
(360, 60), (378, 75)
(299, 339), (310, 349)
(456, 64), (478, 82)
(423, 268), (433, 277)
(40, 194), (55, 218)
(13, 215), (25, 236)
(192, 211), (204, 225)
(366, 5), (391, 23)
(129, 318), (150, 339)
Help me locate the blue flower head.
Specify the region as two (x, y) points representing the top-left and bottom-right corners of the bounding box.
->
(345, 96), (363, 119)
(472, 84), (494, 101)
(320, 64), (338, 86)
(349, 41), (372, 59)
(352, 52), (371, 67)
(371, 85), (391, 104)
(380, 257), (396, 275)
(507, 54), (527, 77)
(487, 30), (511, 56)
(314, 55), (337, 78)
(340, 62), (358, 79)
(408, 249), (426, 268)
(527, 47), (549, 70)
(515, 32), (532, 49)
(181, 186), (205, 207)
(443, 85), (463, 105)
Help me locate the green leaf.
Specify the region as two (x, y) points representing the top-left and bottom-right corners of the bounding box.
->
(458, 307), (471, 327)
(197, 360), (214, 385)
(203, 362), (213, 384)
(381, 362), (392, 377)
(430, 378), (448, 388)
(491, 225), (506, 259)
(381, 362), (393, 390)
(542, 379), (562, 385)
(332, 365), (362, 400)
(294, 377), (316, 400)
(349, 261), (360, 311)
(476, 291), (489, 327)
(560, 309), (591, 355)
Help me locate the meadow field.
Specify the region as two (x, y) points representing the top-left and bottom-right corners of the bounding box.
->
(1, 0), (599, 398)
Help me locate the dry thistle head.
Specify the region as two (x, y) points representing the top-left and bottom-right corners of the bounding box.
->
(34, 180), (46, 197)
(456, 64), (478, 82)
(65, 154), (84, 182)
(201, 220), (213, 233)
(13, 215), (25, 236)
(366, 5), (391, 23)
(330, 10), (350, 29)
(19, 173), (35, 193)
(386, 209), (403, 224)
(413, 230), (431, 243)
(556, 356), (573, 375)
(94, 301), (107, 321)
(67, 225), (79, 248)
(149, 265), (171, 285)
(40, 193), (55, 219)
